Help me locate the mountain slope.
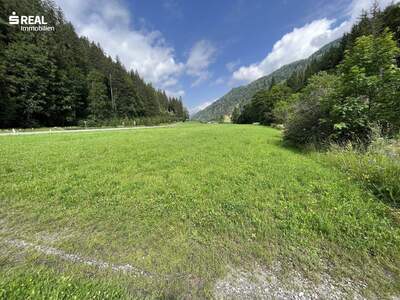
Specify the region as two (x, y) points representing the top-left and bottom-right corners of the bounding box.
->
(192, 40), (340, 121)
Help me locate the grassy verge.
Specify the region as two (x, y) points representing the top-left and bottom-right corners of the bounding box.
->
(319, 139), (400, 207)
(0, 123), (399, 298)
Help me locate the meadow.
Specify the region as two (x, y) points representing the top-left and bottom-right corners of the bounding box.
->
(0, 123), (399, 299)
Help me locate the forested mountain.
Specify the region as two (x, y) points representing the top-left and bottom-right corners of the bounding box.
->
(194, 3), (400, 123)
(191, 40), (341, 122)
(0, 0), (188, 128)
(233, 3), (400, 147)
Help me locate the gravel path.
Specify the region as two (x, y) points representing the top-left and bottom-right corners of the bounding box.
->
(2, 236), (389, 299)
(214, 264), (368, 300)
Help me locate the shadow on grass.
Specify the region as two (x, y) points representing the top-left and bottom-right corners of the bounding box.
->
(269, 137), (308, 155)
(360, 180), (400, 209)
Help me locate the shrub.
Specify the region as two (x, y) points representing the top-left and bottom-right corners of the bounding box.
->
(330, 96), (373, 145)
(338, 30), (400, 138)
(283, 72), (339, 147)
(237, 85), (293, 125)
(272, 93), (299, 125)
(285, 30), (400, 148)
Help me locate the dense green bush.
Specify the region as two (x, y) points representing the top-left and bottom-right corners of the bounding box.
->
(338, 30), (400, 137)
(330, 96), (372, 144)
(236, 85), (293, 125)
(283, 72), (338, 146)
(272, 93), (299, 125)
(284, 29), (400, 148)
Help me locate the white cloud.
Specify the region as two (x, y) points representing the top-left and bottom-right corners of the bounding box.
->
(164, 89), (185, 98)
(231, 0), (400, 84)
(226, 59), (240, 72)
(55, 0), (184, 94)
(189, 99), (216, 115)
(214, 77), (225, 85)
(232, 18), (347, 83)
(186, 40), (217, 86)
(162, 78), (179, 88)
(189, 97), (219, 115)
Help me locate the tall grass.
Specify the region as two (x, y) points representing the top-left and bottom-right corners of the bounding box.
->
(322, 138), (400, 207)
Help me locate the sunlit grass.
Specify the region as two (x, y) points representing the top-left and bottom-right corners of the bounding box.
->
(0, 123), (399, 298)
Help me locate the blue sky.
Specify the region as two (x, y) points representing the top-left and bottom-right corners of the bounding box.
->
(55, 0), (397, 114)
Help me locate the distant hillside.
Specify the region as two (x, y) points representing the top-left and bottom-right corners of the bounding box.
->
(192, 40), (340, 121)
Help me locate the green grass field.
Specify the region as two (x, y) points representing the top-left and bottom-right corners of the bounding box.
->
(0, 123), (399, 299)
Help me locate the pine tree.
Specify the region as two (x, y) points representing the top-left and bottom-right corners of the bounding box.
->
(87, 70), (110, 120)
(231, 106), (240, 123)
(269, 77), (276, 90)
(4, 41), (56, 127)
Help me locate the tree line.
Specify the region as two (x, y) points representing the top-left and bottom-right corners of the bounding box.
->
(233, 3), (400, 147)
(0, 0), (188, 128)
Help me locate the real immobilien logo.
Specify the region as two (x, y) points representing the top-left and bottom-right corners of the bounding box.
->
(9, 12), (54, 32)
